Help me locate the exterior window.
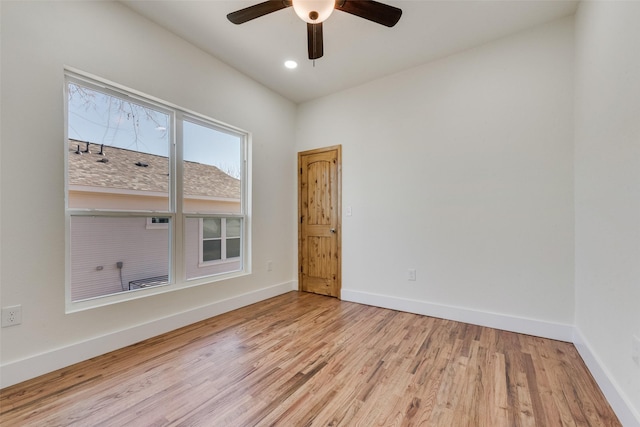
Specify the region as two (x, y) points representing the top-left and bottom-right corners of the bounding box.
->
(65, 71), (249, 307)
(200, 218), (242, 264)
(146, 217), (170, 229)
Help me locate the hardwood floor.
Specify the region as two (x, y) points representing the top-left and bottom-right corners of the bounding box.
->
(0, 292), (620, 426)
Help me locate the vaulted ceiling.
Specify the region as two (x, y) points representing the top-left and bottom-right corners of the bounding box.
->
(122, 1), (578, 104)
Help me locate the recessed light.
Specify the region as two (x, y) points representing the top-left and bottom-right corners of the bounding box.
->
(284, 60), (298, 69)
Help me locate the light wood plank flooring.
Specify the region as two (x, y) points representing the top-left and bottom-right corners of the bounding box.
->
(0, 292), (620, 426)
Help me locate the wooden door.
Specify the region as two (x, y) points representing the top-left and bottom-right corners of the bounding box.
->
(298, 145), (341, 298)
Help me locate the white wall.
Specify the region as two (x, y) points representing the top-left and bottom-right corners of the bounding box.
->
(574, 1), (640, 421)
(0, 1), (297, 386)
(296, 18), (575, 333)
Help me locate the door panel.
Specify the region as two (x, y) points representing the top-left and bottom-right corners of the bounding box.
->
(298, 146), (341, 298)
(307, 162), (331, 225)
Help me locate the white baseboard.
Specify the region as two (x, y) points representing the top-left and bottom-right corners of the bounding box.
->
(341, 289), (574, 341)
(0, 281), (295, 389)
(573, 329), (640, 427)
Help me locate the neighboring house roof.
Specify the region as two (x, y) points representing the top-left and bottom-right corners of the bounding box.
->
(68, 140), (240, 200)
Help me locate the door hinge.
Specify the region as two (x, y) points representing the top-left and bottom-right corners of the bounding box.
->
(300, 167), (303, 174)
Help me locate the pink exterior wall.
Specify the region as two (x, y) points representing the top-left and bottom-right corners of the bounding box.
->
(70, 216), (169, 301)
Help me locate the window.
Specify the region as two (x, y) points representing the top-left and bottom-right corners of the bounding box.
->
(146, 217), (170, 229)
(65, 70), (249, 308)
(200, 217), (242, 264)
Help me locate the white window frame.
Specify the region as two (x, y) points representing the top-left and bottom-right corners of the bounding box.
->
(64, 68), (251, 312)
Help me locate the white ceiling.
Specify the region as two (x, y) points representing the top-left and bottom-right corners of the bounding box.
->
(122, 0), (578, 104)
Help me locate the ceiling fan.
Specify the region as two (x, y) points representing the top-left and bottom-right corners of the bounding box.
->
(227, 0), (402, 60)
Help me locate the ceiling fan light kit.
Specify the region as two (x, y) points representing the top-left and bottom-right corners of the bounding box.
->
(227, 0), (402, 60)
(293, 0), (335, 23)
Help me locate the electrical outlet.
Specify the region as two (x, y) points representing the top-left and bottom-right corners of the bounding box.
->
(2, 305), (22, 327)
(408, 268), (416, 281)
(632, 336), (640, 366)
(267, 260), (273, 272)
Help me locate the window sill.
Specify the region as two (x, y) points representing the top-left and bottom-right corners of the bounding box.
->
(65, 269), (251, 313)
(197, 258), (241, 268)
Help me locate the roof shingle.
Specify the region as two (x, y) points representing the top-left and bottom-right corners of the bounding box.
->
(68, 140), (240, 200)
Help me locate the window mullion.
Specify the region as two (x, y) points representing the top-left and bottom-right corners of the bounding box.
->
(173, 114), (184, 284)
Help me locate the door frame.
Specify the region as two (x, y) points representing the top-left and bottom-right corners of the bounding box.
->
(298, 145), (342, 298)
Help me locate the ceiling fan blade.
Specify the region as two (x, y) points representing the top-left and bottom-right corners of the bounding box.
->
(307, 22), (324, 60)
(335, 0), (402, 27)
(227, 0), (291, 24)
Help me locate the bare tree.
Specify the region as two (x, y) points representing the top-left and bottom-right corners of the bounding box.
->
(68, 82), (168, 154)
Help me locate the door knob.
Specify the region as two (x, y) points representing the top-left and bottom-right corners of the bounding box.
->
(330, 228), (336, 233)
